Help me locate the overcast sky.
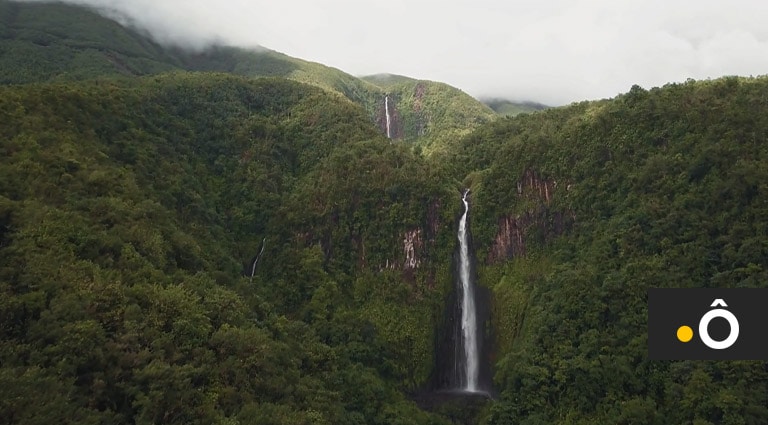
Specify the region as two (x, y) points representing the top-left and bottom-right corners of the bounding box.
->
(31, 0), (768, 105)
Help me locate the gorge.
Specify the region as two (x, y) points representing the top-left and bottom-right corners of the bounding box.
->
(5, 3), (768, 423)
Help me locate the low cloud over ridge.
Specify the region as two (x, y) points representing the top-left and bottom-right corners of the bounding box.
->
(16, 0), (768, 105)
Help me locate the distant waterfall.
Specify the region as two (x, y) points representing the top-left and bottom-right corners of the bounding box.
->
(458, 189), (479, 392)
(248, 238), (266, 284)
(385, 95), (392, 138)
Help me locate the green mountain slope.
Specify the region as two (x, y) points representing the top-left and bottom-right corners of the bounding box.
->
(447, 76), (768, 424)
(182, 46), (385, 118)
(361, 73), (420, 89)
(480, 97), (548, 116)
(0, 0), (381, 102)
(5, 1), (768, 424)
(0, 0), (495, 150)
(363, 74), (497, 154)
(0, 0), (183, 82)
(0, 73), (460, 424)
(7, 70), (768, 425)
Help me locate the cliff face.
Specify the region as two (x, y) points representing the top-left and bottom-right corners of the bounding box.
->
(382, 228), (423, 270)
(487, 213), (529, 262)
(402, 229), (423, 270)
(376, 83), (429, 141)
(298, 196), (443, 280)
(411, 83), (428, 137)
(516, 168), (555, 202)
(486, 169), (571, 264)
(381, 200), (442, 281)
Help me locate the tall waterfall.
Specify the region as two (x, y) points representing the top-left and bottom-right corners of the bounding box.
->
(458, 189), (479, 392)
(428, 188), (492, 397)
(385, 95), (392, 138)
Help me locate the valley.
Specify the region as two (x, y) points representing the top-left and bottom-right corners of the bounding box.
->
(2, 1), (768, 424)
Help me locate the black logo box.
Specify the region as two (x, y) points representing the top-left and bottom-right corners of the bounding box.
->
(648, 288), (768, 360)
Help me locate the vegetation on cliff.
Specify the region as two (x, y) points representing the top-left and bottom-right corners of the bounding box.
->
(0, 73), (458, 424)
(456, 77), (768, 424)
(363, 74), (497, 155)
(0, 0), (494, 149)
(4, 1), (768, 424)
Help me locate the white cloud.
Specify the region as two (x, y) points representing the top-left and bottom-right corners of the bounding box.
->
(17, 0), (768, 105)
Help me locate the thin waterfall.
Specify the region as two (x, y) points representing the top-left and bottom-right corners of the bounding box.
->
(248, 238), (266, 284)
(458, 189), (479, 392)
(385, 95), (392, 138)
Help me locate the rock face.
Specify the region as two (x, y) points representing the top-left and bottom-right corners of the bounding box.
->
(487, 212), (530, 261)
(375, 83), (432, 140)
(403, 229), (423, 270)
(379, 200), (442, 279)
(412, 83), (428, 137)
(487, 169), (571, 264)
(517, 168), (555, 202)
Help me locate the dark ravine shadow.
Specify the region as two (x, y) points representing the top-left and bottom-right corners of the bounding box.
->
(429, 282), (494, 394)
(410, 389), (492, 425)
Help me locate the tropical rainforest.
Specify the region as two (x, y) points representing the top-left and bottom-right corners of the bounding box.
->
(2, 1), (768, 424)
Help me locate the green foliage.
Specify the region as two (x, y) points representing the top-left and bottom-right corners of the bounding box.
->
(0, 0), (180, 83)
(6, 3), (768, 424)
(481, 98), (548, 117)
(1, 0), (498, 153)
(0, 73), (456, 424)
(361, 73), (420, 89)
(455, 77), (768, 424)
(364, 77), (497, 154)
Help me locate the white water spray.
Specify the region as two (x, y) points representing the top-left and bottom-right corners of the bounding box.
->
(385, 95), (391, 138)
(458, 189), (479, 392)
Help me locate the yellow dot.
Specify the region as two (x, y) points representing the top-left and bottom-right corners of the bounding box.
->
(677, 325), (693, 342)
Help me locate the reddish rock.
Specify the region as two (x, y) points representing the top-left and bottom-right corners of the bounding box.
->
(487, 170), (572, 264)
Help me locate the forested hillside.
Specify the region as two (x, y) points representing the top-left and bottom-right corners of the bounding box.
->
(450, 77), (768, 424)
(480, 98), (548, 117)
(362, 74), (496, 154)
(0, 74), (463, 424)
(3, 1), (768, 425)
(0, 0), (181, 82)
(0, 0), (494, 148)
(5, 70), (768, 425)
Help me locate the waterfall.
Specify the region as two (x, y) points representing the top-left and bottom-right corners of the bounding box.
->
(458, 189), (479, 392)
(428, 188), (492, 397)
(385, 95), (392, 138)
(248, 238), (266, 284)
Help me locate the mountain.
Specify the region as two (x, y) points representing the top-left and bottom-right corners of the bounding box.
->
(0, 0), (182, 82)
(0, 0), (381, 104)
(0, 0), (494, 149)
(4, 68), (768, 425)
(3, 0), (768, 424)
(0, 72), (461, 424)
(448, 77), (768, 424)
(362, 74), (497, 154)
(480, 97), (548, 116)
(360, 73), (419, 89)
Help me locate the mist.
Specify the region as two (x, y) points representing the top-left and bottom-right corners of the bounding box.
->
(17, 0), (768, 105)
